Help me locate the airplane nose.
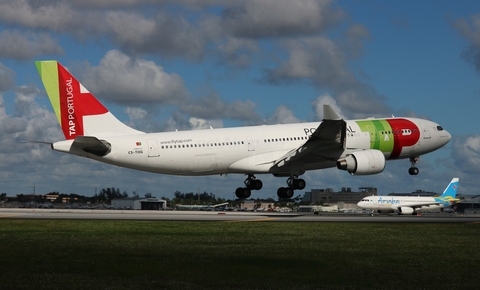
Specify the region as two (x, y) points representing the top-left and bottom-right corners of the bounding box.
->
(441, 129), (452, 145)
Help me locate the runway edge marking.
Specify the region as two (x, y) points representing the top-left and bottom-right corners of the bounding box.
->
(0, 214), (19, 218)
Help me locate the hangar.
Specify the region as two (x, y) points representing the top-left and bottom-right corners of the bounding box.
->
(111, 198), (167, 210)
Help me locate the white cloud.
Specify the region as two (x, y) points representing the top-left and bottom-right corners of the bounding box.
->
(312, 93), (346, 120)
(266, 105), (300, 124)
(0, 30), (63, 60)
(452, 14), (480, 73)
(264, 36), (390, 117)
(125, 107), (148, 120)
(222, 0), (344, 39)
(0, 63), (15, 92)
(0, 0), (390, 120)
(189, 117), (223, 130)
(216, 37), (258, 68)
(452, 134), (480, 172)
(77, 50), (189, 105)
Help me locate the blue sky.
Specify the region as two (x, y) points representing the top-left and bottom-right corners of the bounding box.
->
(0, 0), (479, 200)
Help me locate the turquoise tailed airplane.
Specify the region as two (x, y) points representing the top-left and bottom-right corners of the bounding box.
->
(35, 61), (452, 199)
(357, 178), (460, 215)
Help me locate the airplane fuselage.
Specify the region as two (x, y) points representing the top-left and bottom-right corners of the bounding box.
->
(52, 117), (450, 177)
(358, 195), (456, 212)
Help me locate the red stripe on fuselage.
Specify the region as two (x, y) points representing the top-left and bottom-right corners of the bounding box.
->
(386, 119), (420, 159)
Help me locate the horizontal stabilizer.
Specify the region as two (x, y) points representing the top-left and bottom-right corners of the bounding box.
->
(71, 136), (111, 157)
(19, 141), (52, 145)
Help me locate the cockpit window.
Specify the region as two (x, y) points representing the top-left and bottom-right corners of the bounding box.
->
(437, 126), (444, 131)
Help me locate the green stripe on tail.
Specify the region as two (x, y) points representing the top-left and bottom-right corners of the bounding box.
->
(35, 61), (61, 126)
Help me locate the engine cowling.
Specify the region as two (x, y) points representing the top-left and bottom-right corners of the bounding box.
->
(336, 149), (386, 175)
(398, 207), (414, 215)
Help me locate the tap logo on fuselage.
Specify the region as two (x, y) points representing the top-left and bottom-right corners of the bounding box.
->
(356, 119), (420, 159)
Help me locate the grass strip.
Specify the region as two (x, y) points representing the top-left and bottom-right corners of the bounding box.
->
(0, 220), (479, 289)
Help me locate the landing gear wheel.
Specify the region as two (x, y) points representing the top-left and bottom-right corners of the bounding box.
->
(235, 175), (261, 199)
(235, 187), (251, 199)
(287, 177), (306, 190)
(293, 179), (306, 190)
(252, 179), (263, 190)
(277, 187), (294, 199)
(409, 157), (419, 175)
(244, 175), (263, 190)
(408, 167), (419, 175)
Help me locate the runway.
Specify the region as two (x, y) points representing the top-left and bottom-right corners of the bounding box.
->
(1, 208), (480, 223)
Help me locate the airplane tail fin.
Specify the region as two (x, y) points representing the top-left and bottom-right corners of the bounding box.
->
(323, 105), (341, 120)
(440, 178), (459, 199)
(35, 61), (144, 140)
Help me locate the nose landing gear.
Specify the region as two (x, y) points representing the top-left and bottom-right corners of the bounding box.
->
(409, 157), (419, 175)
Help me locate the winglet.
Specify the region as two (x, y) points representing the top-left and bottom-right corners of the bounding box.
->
(440, 178), (459, 198)
(323, 105), (341, 120)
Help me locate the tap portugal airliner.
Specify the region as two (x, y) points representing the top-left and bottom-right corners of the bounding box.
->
(357, 178), (460, 215)
(35, 61), (452, 199)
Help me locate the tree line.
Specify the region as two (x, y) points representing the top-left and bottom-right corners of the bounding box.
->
(7, 188), (303, 206)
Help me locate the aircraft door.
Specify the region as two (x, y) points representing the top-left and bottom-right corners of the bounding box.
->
(147, 138), (160, 157)
(246, 136), (255, 151)
(420, 122), (431, 139)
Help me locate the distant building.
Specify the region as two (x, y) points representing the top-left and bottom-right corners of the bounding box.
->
(456, 194), (480, 214)
(240, 200), (274, 211)
(111, 198), (167, 210)
(45, 193), (59, 201)
(302, 186), (377, 204)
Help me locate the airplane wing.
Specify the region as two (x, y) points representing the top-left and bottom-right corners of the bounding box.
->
(272, 105), (346, 170)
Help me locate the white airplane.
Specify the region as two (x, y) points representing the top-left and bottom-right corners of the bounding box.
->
(35, 61), (452, 199)
(357, 178), (460, 215)
(175, 202), (229, 211)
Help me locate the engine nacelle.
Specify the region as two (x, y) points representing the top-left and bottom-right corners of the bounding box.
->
(398, 207), (414, 215)
(336, 149), (386, 175)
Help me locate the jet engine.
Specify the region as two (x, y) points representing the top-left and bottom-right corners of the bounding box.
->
(336, 149), (386, 175)
(397, 207), (414, 215)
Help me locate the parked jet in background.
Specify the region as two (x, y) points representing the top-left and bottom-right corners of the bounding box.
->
(357, 178), (460, 215)
(35, 61), (451, 199)
(175, 202), (229, 211)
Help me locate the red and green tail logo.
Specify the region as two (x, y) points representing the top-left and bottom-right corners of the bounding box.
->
(36, 61), (108, 140)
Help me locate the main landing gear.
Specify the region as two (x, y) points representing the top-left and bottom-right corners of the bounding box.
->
(234, 175), (306, 199)
(235, 175), (263, 199)
(277, 176), (305, 199)
(408, 157), (419, 175)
